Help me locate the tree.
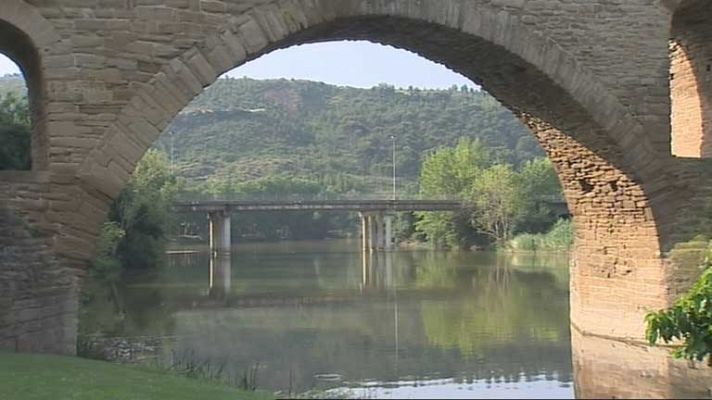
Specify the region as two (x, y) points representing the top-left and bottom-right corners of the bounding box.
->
(108, 149), (182, 270)
(415, 138), (490, 248)
(646, 240), (712, 365)
(90, 222), (125, 311)
(471, 164), (522, 244)
(515, 158), (562, 234)
(418, 137), (490, 197)
(415, 138), (563, 247)
(0, 91), (30, 170)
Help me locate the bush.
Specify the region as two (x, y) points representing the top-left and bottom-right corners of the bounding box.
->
(509, 233), (539, 251)
(645, 241), (712, 365)
(541, 219), (574, 250)
(506, 219), (573, 252)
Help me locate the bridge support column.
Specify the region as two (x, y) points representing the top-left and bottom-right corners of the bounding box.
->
(368, 214), (378, 252)
(209, 253), (231, 300)
(384, 214), (394, 251)
(375, 213), (385, 250)
(208, 210), (231, 255)
(359, 212), (370, 253)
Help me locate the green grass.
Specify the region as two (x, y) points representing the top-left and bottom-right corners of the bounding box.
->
(0, 352), (273, 400)
(506, 219), (574, 252)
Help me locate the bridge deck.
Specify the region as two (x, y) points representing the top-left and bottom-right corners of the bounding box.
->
(173, 199), (464, 213)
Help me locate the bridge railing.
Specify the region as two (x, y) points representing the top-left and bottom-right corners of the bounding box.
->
(173, 191), (462, 203)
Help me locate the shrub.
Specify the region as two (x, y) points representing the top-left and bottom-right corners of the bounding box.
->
(646, 242), (712, 365)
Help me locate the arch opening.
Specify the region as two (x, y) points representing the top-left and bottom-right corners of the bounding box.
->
(0, 19), (45, 171)
(670, 0), (712, 158)
(152, 40), (560, 249)
(2, 0), (701, 360)
(70, 4), (673, 345)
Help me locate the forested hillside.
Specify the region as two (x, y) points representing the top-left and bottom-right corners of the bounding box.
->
(0, 74), (563, 246)
(0, 74), (541, 194)
(155, 77), (540, 194)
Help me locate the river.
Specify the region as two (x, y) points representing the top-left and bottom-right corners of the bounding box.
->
(78, 239), (711, 399)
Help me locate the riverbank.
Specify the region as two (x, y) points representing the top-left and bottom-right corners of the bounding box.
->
(0, 352), (272, 400)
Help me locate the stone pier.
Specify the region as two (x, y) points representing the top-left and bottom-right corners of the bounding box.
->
(208, 211), (231, 256)
(2, 0), (712, 355)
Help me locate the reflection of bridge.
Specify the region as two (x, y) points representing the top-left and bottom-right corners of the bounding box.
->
(173, 199), (465, 254)
(204, 250), (429, 303)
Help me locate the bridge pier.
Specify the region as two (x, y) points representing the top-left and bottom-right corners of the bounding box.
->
(375, 213), (385, 251)
(384, 214), (394, 251)
(209, 253), (231, 300)
(368, 213), (378, 251)
(360, 211), (394, 252)
(360, 212), (370, 253)
(208, 210), (231, 255)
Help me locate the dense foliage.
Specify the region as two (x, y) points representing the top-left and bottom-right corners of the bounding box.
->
(0, 91), (31, 170)
(93, 150), (182, 276)
(414, 139), (563, 248)
(645, 240), (712, 365)
(507, 219), (574, 252)
(0, 74), (562, 246)
(156, 77), (541, 189)
(150, 77), (550, 242)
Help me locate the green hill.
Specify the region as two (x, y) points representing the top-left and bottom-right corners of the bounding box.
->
(0, 75), (542, 196)
(154, 78), (540, 194)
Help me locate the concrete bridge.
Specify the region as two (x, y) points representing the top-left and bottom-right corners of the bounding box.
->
(1, 0), (712, 362)
(174, 199), (465, 253)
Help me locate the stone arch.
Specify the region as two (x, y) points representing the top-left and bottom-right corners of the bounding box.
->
(0, 1), (77, 354)
(80, 1), (664, 189)
(64, 0), (678, 344)
(669, 0), (712, 158)
(0, 1), (61, 172)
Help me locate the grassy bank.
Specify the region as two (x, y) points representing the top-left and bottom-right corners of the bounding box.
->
(506, 219), (574, 252)
(0, 352), (272, 400)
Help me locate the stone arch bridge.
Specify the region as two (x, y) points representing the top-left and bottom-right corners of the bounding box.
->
(1, 0), (711, 355)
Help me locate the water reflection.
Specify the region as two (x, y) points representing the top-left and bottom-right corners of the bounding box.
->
(78, 240), (711, 398)
(572, 329), (711, 399)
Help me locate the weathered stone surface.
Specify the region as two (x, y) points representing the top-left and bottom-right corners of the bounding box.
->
(670, 1), (712, 158)
(0, 0), (711, 355)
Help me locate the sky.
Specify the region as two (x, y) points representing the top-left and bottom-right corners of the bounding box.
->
(0, 41), (476, 89)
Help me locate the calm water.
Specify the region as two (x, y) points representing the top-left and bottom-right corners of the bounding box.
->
(79, 240), (711, 399)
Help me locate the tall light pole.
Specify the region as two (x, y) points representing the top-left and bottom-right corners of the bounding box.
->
(390, 135), (396, 201)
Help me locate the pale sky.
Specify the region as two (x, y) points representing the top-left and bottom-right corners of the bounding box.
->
(0, 54), (20, 75)
(0, 41), (476, 89)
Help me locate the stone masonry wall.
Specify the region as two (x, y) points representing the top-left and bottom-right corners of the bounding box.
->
(670, 1), (712, 158)
(0, 181), (77, 354)
(0, 0), (709, 354)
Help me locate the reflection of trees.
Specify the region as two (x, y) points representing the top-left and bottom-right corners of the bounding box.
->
(420, 255), (569, 360)
(80, 244), (574, 392)
(79, 273), (177, 338)
(507, 252), (570, 288)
